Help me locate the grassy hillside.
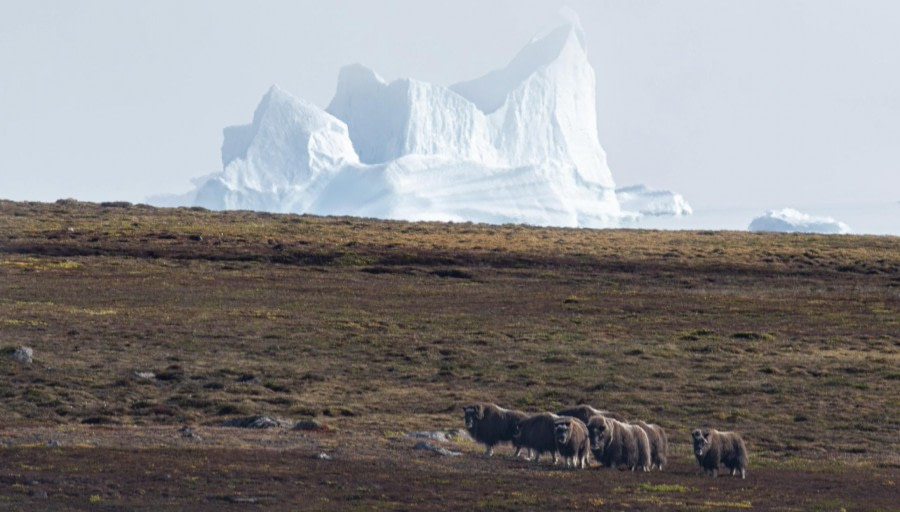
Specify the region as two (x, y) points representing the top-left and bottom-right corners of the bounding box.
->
(0, 199), (897, 510)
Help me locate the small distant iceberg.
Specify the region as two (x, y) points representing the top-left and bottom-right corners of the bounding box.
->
(616, 185), (692, 217)
(749, 208), (851, 234)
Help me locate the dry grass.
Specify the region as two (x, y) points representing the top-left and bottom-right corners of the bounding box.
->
(0, 199), (898, 510)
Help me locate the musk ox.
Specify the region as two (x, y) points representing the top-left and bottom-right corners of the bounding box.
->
(556, 405), (625, 424)
(512, 413), (560, 464)
(462, 403), (528, 457)
(553, 416), (590, 469)
(587, 415), (651, 471)
(691, 428), (748, 478)
(632, 421), (668, 470)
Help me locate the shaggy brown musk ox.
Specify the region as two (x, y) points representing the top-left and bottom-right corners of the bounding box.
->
(462, 403), (528, 457)
(692, 428), (749, 478)
(553, 416), (590, 469)
(512, 413), (560, 464)
(632, 420), (668, 470)
(587, 415), (651, 471)
(556, 404), (625, 424)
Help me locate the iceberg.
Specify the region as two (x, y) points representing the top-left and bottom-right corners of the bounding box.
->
(616, 185), (692, 217)
(170, 11), (688, 228)
(748, 208), (851, 234)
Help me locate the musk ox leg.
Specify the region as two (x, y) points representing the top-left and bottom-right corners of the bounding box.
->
(739, 468), (746, 479)
(552, 452), (559, 465)
(484, 445), (494, 457)
(711, 468), (718, 478)
(513, 446), (522, 458)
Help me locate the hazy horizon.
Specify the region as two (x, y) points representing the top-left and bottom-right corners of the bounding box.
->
(1, 1), (898, 232)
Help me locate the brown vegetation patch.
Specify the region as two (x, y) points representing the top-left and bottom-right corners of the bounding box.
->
(0, 200), (897, 510)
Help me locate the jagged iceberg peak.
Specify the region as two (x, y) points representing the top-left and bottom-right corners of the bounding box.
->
(557, 5), (586, 43)
(326, 10), (614, 189)
(332, 63), (388, 91)
(166, 9), (693, 228)
(449, 11), (613, 189)
(326, 63), (500, 166)
(223, 84), (358, 169)
(451, 13), (587, 115)
(199, 85), (359, 211)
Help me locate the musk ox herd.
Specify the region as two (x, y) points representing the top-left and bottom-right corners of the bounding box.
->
(462, 403), (748, 478)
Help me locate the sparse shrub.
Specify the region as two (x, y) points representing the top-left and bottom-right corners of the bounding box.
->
(432, 268), (472, 279)
(81, 416), (119, 425)
(679, 328), (716, 341)
(263, 381), (290, 393)
(150, 405), (178, 416)
(640, 483), (688, 493)
(100, 201), (132, 208)
(732, 331), (774, 341)
(155, 370), (184, 382)
(217, 404), (247, 416)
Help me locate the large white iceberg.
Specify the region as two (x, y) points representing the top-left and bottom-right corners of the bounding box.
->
(749, 208), (851, 234)
(168, 12), (688, 228)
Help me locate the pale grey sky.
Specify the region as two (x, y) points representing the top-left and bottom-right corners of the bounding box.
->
(1, 0), (898, 216)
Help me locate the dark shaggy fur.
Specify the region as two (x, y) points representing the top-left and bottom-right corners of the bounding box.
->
(553, 416), (590, 469)
(462, 403), (528, 457)
(587, 416), (651, 471)
(692, 428), (749, 478)
(556, 405), (625, 424)
(512, 413), (560, 464)
(633, 421), (668, 470)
